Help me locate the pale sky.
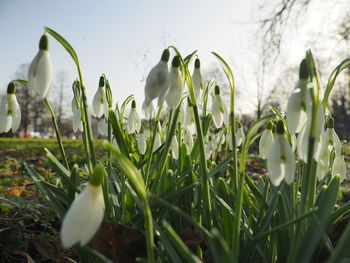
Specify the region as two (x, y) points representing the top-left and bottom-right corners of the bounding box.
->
(0, 0), (348, 116)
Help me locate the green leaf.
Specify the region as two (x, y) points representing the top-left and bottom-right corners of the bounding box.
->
(24, 162), (65, 218)
(109, 109), (129, 157)
(294, 175), (340, 263)
(44, 27), (80, 68)
(207, 229), (235, 263)
(323, 58), (350, 108)
(162, 221), (202, 263)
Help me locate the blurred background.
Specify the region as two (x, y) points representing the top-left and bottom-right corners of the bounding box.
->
(1, 0), (349, 139)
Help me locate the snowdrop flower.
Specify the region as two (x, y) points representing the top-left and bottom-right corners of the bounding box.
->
(61, 164), (105, 248)
(192, 58), (204, 104)
(127, 100), (141, 134)
(259, 122), (274, 159)
(267, 121), (295, 187)
(321, 117), (341, 155)
(143, 49), (170, 113)
(235, 122), (245, 147)
(171, 135), (179, 160)
(71, 97), (83, 132)
(184, 99), (196, 135)
(211, 85), (228, 129)
(143, 102), (155, 120)
(0, 83), (21, 133)
(137, 129), (148, 155)
(286, 59), (309, 134)
(297, 102), (324, 162)
(165, 56), (183, 109)
(332, 154), (347, 182)
(152, 124), (162, 153)
(28, 34), (54, 98)
(92, 76), (109, 118)
(98, 118), (108, 136)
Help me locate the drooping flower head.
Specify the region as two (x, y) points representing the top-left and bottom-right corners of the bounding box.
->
(259, 121), (274, 159)
(28, 34), (54, 98)
(286, 58), (309, 134)
(192, 58), (204, 104)
(142, 49), (170, 115)
(127, 100), (141, 134)
(92, 76), (109, 118)
(61, 164), (105, 248)
(165, 55), (183, 109)
(267, 120), (295, 187)
(71, 96), (83, 132)
(0, 83), (21, 133)
(211, 85), (228, 128)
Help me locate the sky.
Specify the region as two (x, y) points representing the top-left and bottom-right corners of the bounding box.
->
(0, 0), (348, 116)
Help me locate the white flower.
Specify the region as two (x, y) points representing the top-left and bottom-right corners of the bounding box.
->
(211, 85), (228, 129)
(321, 118), (341, 155)
(137, 130), (147, 154)
(267, 121), (295, 186)
(142, 101), (155, 120)
(144, 49), (170, 108)
(259, 123), (274, 159)
(153, 126), (162, 153)
(184, 100), (196, 136)
(98, 118), (108, 136)
(286, 59), (309, 134)
(332, 154), (347, 182)
(165, 56), (183, 109)
(92, 77), (109, 118)
(235, 122), (245, 147)
(171, 135), (179, 160)
(127, 100), (141, 134)
(0, 83), (21, 133)
(192, 58), (204, 104)
(28, 34), (54, 98)
(296, 102), (325, 162)
(71, 97), (83, 132)
(61, 165), (105, 248)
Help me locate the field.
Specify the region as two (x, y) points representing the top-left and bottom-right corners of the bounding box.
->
(1, 138), (350, 262)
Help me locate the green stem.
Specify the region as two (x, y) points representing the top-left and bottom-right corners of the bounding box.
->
(151, 108), (179, 192)
(145, 106), (163, 185)
(193, 105), (212, 228)
(44, 98), (69, 170)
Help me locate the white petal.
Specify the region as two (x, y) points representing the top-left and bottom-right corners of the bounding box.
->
(171, 135), (179, 160)
(165, 68), (183, 109)
(35, 51), (54, 98)
(267, 135), (284, 187)
(92, 88), (103, 118)
(61, 184), (104, 248)
(9, 95), (21, 132)
(281, 136), (296, 184)
(192, 68), (204, 103)
(137, 133), (147, 154)
(332, 155), (347, 182)
(144, 61), (169, 105)
(259, 130), (274, 159)
(211, 96), (223, 128)
(286, 91), (303, 134)
(127, 110), (136, 134)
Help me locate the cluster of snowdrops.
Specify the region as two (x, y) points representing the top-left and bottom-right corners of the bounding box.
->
(1, 27), (350, 263)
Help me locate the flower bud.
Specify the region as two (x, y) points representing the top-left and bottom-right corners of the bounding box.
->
(39, 34), (49, 51)
(7, 82), (16, 94)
